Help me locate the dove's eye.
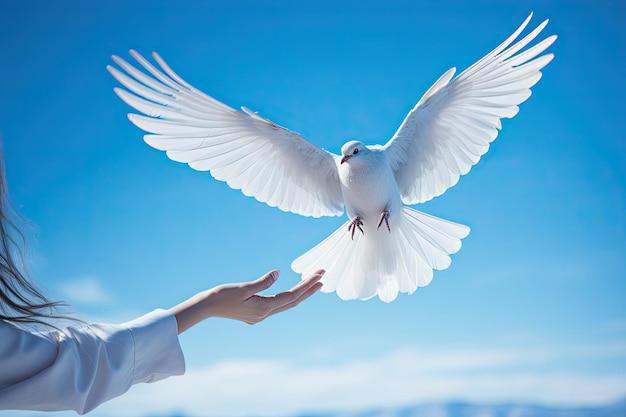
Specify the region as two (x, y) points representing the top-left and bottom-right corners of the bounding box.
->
(353, 148), (359, 155)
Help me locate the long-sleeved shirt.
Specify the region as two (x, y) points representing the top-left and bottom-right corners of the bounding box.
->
(0, 309), (185, 414)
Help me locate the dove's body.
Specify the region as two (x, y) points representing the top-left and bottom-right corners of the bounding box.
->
(297, 141), (469, 301)
(108, 13), (556, 302)
(338, 144), (402, 232)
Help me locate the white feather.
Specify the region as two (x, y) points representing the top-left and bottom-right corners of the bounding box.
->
(107, 52), (343, 218)
(292, 207), (469, 302)
(384, 13), (557, 205)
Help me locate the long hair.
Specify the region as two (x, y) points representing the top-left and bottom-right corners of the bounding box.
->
(0, 149), (69, 327)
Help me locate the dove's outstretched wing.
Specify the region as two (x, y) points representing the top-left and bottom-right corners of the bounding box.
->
(383, 13), (557, 205)
(108, 51), (343, 218)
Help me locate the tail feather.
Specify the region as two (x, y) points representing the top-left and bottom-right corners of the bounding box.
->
(291, 224), (349, 291)
(291, 207), (470, 302)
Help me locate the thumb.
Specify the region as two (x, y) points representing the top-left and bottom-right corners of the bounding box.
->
(245, 270), (279, 295)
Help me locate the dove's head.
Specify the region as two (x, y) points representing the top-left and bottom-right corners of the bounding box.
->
(340, 141), (367, 164)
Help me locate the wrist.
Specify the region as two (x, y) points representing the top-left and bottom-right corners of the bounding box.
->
(170, 289), (214, 334)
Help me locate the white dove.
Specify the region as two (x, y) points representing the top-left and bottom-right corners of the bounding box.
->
(108, 13), (556, 302)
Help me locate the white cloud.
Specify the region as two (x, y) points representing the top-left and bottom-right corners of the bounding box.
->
(59, 276), (113, 305)
(92, 346), (626, 417)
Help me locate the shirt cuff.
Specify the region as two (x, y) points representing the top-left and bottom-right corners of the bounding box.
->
(122, 309), (186, 384)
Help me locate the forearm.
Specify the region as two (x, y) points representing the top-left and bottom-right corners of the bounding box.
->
(169, 290), (213, 334)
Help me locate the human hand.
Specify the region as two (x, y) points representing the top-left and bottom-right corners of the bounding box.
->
(170, 270), (324, 333)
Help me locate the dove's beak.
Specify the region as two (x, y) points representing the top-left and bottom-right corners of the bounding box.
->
(340, 155), (351, 164)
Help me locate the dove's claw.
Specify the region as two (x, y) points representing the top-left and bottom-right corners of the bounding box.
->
(377, 211), (391, 233)
(348, 216), (364, 240)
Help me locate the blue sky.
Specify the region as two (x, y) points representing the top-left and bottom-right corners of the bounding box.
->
(1, 1), (625, 416)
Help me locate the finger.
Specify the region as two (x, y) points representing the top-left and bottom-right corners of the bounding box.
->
(298, 269), (325, 288)
(268, 270), (325, 307)
(244, 270), (279, 296)
(266, 281), (323, 318)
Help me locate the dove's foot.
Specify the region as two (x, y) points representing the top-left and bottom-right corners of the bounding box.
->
(377, 210), (391, 233)
(348, 216), (364, 240)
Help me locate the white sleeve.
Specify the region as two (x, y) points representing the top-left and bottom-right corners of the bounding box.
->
(0, 309), (185, 414)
